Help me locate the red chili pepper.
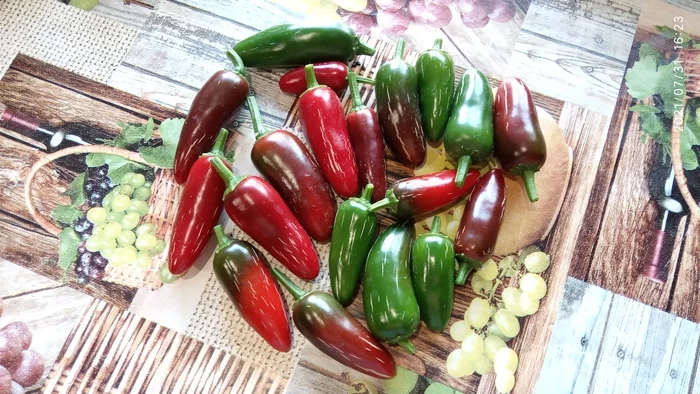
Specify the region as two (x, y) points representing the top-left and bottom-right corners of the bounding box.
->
(213, 225), (291, 352)
(168, 129), (230, 276)
(173, 51), (249, 184)
(493, 77), (547, 202)
(346, 71), (387, 203)
(298, 64), (360, 199)
(279, 61), (375, 96)
(272, 268), (396, 379)
(454, 168), (506, 284)
(212, 157), (320, 280)
(370, 169), (480, 220)
(248, 96), (337, 243)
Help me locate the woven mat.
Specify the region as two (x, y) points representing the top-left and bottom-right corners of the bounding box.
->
(0, 0), (137, 82)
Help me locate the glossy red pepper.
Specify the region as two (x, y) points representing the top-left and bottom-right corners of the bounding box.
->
(493, 77), (547, 202)
(272, 268), (396, 379)
(298, 64), (360, 199)
(346, 72), (387, 202)
(212, 157), (320, 280)
(248, 96), (336, 243)
(213, 225), (291, 352)
(279, 61), (375, 96)
(174, 51), (249, 184)
(168, 129), (230, 276)
(370, 169), (480, 221)
(454, 168), (506, 284)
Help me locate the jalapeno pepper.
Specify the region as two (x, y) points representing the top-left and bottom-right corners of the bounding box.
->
(375, 39), (427, 168)
(416, 39), (455, 142)
(233, 21), (376, 68)
(168, 129), (230, 276)
(298, 65), (360, 198)
(346, 71), (387, 202)
(363, 222), (420, 353)
(443, 69), (494, 187)
(279, 62), (375, 96)
(411, 216), (455, 332)
(369, 169), (480, 221)
(248, 96), (337, 243)
(174, 51), (249, 184)
(454, 168), (506, 285)
(272, 268), (396, 379)
(494, 77), (547, 202)
(212, 157), (320, 280)
(213, 226), (291, 352)
(329, 185), (378, 306)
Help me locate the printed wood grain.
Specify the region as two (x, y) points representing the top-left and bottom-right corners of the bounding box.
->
(42, 299), (287, 394)
(670, 220), (700, 321)
(92, 0), (154, 29)
(535, 278), (613, 394)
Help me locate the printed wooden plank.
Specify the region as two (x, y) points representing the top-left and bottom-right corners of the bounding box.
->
(92, 0), (154, 29)
(588, 294), (700, 393)
(41, 299), (287, 393)
(535, 278), (613, 394)
(508, 31), (626, 115)
(523, 0), (640, 62)
(0, 258), (61, 298)
(109, 63), (198, 112)
(670, 220), (700, 321)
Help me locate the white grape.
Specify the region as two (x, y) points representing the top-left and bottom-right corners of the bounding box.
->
(471, 274), (493, 295)
(477, 259), (498, 281)
(495, 372), (515, 393)
(135, 234), (158, 252)
(524, 251), (550, 273)
(484, 335), (507, 361)
(117, 230), (136, 246)
(103, 222), (123, 239)
(466, 298), (491, 329)
(111, 195), (131, 213)
(86, 207), (108, 224)
(487, 321), (511, 340)
(461, 332), (484, 360)
(474, 357), (493, 375)
(520, 273), (547, 300)
(498, 255), (518, 271)
(445, 349), (475, 377)
(445, 220), (460, 240)
(134, 252), (152, 269)
(501, 287), (523, 315)
(519, 293), (540, 315)
(449, 320), (472, 342)
(494, 310), (520, 337)
(494, 347), (518, 374)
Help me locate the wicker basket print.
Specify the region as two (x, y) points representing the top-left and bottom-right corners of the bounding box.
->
(24, 144), (178, 289)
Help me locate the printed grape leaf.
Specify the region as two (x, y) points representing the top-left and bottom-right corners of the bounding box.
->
(85, 153), (147, 185)
(62, 173), (86, 206)
(58, 228), (81, 271)
(639, 112), (669, 150)
(630, 104), (660, 114)
(138, 118), (185, 169)
(625, 56), (660, 100)
(51, 205), (84, 225)
(681, 99), (700, 170)
(112, 118), (154, 148)
(638, 43), (663, 65)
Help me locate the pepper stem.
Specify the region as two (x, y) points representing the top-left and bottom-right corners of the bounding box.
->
(455, 155), (471, 188)
(360, 184), (374, 202)
(433, 38), (443, 50)
(369, 190), (399, 212)
(271, 268), (307, 301)
(430, 216), (441, 234)
(397, 339), (416, 354)
(214, 225), (233, 252)
(455, 255), (482, 285)
(225, 50), (247, 79)
(206, 129), (229, 157)
(211, 157), (243, 197)
(348, 71), (366, 113)
(305, 64), (320, 90)
(394, 39), (405, 61)
(355, 75), (376, 85)
(356, 39), (376, 57)
(247, 96), (268, 140)
(521, 170), (539, 202)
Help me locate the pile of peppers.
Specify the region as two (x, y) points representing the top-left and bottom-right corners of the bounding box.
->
(162, 20), (548, 380)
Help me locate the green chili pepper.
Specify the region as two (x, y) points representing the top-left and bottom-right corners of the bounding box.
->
(363, 222), (420, 353)
(329, 185), (378, 306)
(443, 69), (494, 187)
(416, 39), (455, 142)
(233, 21), (376, 68)
(411, 216), (455, 332)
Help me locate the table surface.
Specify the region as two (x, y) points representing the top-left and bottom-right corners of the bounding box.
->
(1, 0), (699, 393)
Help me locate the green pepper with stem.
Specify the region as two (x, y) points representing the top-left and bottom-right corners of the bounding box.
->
(363, 222), (420, 353)
(443, 69), (494, 187)
(411, 216), (455, 332)
(416, 38), (455, 142)
(329, 185), (378, 306)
